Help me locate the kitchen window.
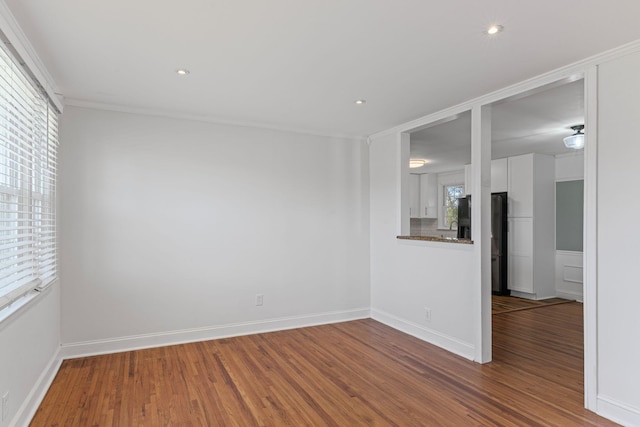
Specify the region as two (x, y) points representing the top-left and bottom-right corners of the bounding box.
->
(436, 170), (465, 230)
(442, 184), (464, 229)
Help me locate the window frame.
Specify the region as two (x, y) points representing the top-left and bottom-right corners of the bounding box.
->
(441, 183), (465, 230)
(0, 38), (59, 314)
(436, 170), (465, 230)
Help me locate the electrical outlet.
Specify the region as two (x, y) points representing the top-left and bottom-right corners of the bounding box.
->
(255, 294), (264, 306)
(2, 392), (8, 422)
(424, 308), (432, 322)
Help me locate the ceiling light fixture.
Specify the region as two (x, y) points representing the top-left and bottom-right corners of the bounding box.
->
(409, 159), (428, 168)
(563, 124), (585, 150)
(354, 99), (366, 105)
(486, 24), (504, 35)
(176, 69), (190, 76)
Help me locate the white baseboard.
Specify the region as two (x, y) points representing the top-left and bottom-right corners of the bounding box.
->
(509, 290), (537, 300)
(597, 394), (640, 427)
(9, 348), (62, 427)
(60, 308), (371, 360)
(556, 290), (583, 302)
(371, 308), (475, 361)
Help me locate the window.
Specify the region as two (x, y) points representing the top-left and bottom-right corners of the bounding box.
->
(436, 170), (465, 230)
(442, 184), (464, 229)
(0, 40), (58, 313)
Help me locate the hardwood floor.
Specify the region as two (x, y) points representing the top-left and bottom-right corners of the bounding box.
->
(31, 303), (616, 426)
(492, 295), (573, 314)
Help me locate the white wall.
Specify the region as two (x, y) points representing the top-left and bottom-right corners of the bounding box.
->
(59, 106), (370, 354)
(555, 152), (584, 181)
(596, 50), (640, 425)
(369, 133), (476, 359)
(0, 285), (60, 427)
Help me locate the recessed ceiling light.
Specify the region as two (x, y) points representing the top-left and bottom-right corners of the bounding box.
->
(486, 25), (504, 35)
(354, 99), (366, 105)
(176, 69), (190, 76)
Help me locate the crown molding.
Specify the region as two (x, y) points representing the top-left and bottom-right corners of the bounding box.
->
(369, 38), (640, 141)
(0, 0), (63, 112)
(64, 98), (367, 142)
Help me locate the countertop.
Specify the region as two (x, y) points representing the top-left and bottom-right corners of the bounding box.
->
(396, 235), (473, 244)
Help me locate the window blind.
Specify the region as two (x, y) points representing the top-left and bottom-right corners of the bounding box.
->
(0, 39), (58, 312)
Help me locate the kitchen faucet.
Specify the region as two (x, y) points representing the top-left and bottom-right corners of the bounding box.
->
(449, 220), (458, 230)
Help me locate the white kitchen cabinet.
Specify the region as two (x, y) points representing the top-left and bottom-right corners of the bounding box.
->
(463, 159), (509, 195)
(507, 153), (554, 218)
(419, 173), (438, 218)
(507, 155), (534, 217)
(508, 218), (534, 293)
(409, 174), (420, 218)
(409, 173), (437, 219)
(491, 158), (508, 193)
(464, 164), (472, 196)
(506, 153), (556, 299)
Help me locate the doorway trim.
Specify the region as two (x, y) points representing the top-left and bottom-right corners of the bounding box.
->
(583, 65), (598, 410)
(471, 68), (597, 409)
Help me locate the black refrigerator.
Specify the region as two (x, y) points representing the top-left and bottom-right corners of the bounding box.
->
(457, 192), (509, 295)
(491, 192), (508, 295)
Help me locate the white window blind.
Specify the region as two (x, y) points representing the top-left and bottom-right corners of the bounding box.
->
(0, 40), (58, 312)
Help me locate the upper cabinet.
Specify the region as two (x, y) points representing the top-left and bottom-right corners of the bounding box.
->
(409, 173), (438, 219)
(419, 174), (438, 218)
(464, 158), (509, 196)
(491, 158), (508, 193)
(464, 164), (472, 196)
(507, 153), (554, 218)
(507, 155), (534, 217)
(409, 174), (420, 218)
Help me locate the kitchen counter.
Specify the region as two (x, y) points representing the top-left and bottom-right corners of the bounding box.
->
(396, 235), (473, 244)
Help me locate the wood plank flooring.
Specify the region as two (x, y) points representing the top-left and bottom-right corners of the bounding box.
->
(31, 303), (616, 426)
(492, 295), (573, 314)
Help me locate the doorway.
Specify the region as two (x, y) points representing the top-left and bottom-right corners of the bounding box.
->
(483, 76), (590, 403)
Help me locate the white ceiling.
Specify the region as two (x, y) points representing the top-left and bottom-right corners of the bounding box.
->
(410, 79), (584, 174)
(410, 111), (472, 174)
(5, 1), (640, 138)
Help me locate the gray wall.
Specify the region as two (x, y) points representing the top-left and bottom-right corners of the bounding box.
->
(556, 180), (584, 251)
